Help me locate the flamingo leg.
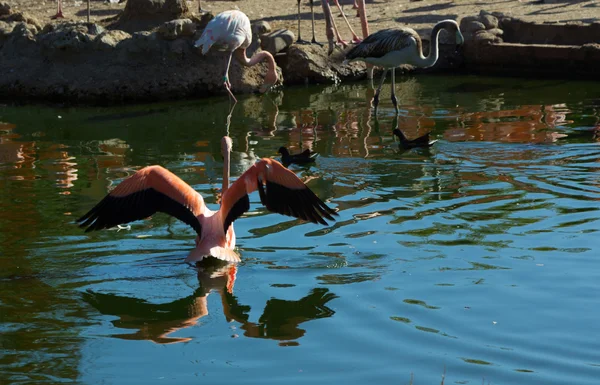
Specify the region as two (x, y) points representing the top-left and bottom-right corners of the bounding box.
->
(52, 0), (64, 19)
(223, 52), (238, 103)
(321, 1), (346, 55)
(332, 0), (361, 44)
(296, 0), (309, 44)
(309, 0), (322, 46)
(328, 3), (349, 49)
(372, 69), (387, 113)
(390, 68), (398, 114)
(356, 0), (369, 38)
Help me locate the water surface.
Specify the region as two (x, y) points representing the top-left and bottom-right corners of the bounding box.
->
(2, 75), (600, 385)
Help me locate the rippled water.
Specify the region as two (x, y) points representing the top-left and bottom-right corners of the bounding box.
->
(2, 75), (600, 385)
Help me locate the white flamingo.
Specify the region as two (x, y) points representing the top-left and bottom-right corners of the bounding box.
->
(194, 10), (279, 102)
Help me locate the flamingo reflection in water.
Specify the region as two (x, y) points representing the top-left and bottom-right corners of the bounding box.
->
(77, 136), (337, 263)
(83, 262), (337, 345)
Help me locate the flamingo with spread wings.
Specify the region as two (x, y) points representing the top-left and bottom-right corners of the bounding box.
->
(77, 137), (337, 263)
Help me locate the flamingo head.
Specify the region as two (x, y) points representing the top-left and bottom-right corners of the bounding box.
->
(221, 136), (233, 157)
(259, 68), (279, 94)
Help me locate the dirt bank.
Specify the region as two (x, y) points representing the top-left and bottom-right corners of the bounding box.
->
(8, 0), (599, 39)
(1, 0), (598, 104)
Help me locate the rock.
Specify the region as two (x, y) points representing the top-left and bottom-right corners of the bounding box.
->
(246, 21), (272, 57)
(191, 12), (214, 31)
(459, 16), (480, 32)
(87, 23), (105, 36)
(114, 0), (191, 33)
(6, 12), (43, 32)
(260, 29), (294, 55)
(284, 44), (340, 84)
(123, 0), (188, 16)
(252, 21), (271, 36)
(94, 30), (131, 50)
(474, 30), (502, 44)
(158, 18), (195, 40)
(0, 1), (10, 16)
(463, 20), (486, 34)
(39, 23), (94, 51)
(479, 14), (499, 29)
(0, 20), (15, 37)
(9, 22), (37, 42)
(487, 28), (503, 37)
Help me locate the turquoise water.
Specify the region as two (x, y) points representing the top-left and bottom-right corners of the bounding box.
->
(1, 75), (600, 385)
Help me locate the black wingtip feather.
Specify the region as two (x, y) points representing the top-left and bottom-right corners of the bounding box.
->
(77, 188), (202, 236)
(258, 179), (337, 226)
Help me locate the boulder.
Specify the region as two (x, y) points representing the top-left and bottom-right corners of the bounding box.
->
(0, 1), (10, 16)
(282, 44), (366, 84)
(113, 0), (191, 33)
(6, 12), (43, 32)
(487, 28), (503, 37)
(190, 12), (214, 31)
(94, 30), (131, 50)
(474, 30), (502, 44)
(246, 21), (271, 57)
(284, 44), (340, 84)
(123, 0), (188, 17)
(157, 18), (195, 40)
(463, 20), (486, 34)
(459, 16), (480, 32)
(39, 23), (97, 52)
(0, 20), (14, 38)
(252, 21), (271, 36)
(260, 29), (294, 55)
(479, 14), (499, 30)
(87, 23), (105, 36)
(9, 22), (37, 42)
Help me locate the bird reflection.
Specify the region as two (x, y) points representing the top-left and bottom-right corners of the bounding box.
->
(240, 287), (336, 344)
(83, 263), (337, 345)
(391, 116), (437, 151)
(83, 262), (239, 344)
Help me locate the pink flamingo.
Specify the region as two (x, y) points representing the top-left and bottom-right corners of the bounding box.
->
(296, 0), (369, 55)
(77, 137), (337, 263)
(194, 10), (279, 102)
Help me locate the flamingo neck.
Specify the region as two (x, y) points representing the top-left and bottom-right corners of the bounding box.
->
(222, 144), (230, 194)
(416, 22), (446, 68)
(234, 49), (278, 81)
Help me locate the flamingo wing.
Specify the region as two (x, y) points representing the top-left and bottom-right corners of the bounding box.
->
(345, 28), (420, 60)
(220, 158), (337, 233)
(78, 165), (205, 235)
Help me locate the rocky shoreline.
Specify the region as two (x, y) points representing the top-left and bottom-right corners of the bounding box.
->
(1, 0), (598, 105)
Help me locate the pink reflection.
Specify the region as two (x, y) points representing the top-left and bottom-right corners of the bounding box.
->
(445, 104), (573, 143)
(0, 122), (36, 179)
(39, 143), (78, 192)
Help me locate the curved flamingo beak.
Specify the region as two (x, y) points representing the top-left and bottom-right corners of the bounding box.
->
(259, 71), (279, 94)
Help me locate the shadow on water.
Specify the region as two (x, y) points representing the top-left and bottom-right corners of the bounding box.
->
(83, 262), (337, 346)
